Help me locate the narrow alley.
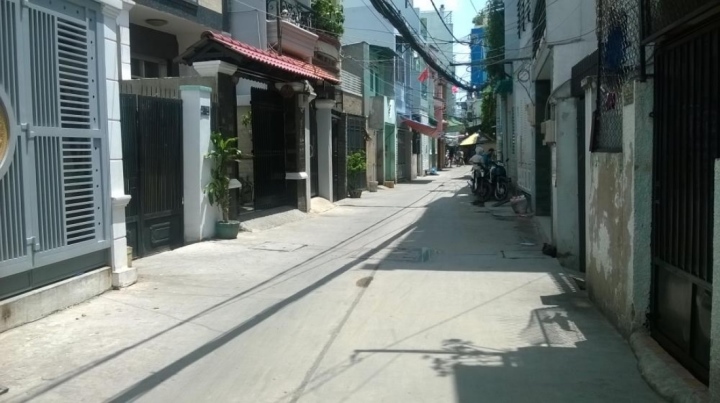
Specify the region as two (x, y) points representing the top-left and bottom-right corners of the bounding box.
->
(0, 169), (659, 403)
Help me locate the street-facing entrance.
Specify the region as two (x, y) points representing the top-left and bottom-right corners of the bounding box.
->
(120, 94), (184, 258)
(651, 19), (719, 383)
(0, 0), (110, 299)
(251, 87), (288, 210)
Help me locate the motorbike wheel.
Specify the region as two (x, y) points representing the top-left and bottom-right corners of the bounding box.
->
(477, 180), (491, 201)
(494, 182), (509, 201)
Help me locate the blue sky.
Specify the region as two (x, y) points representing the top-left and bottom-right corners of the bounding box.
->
(414, 0), (485, 100)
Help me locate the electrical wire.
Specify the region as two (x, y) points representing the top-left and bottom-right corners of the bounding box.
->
(428, 0), (471, 45)
(366, 0), (475, 90)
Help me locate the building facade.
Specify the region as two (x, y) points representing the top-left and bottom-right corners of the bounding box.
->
(469, 26), (487, 89)
(0, 0), (134, 324)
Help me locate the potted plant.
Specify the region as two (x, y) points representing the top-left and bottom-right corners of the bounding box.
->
(205, 132), (242, 239)
(347, 150), (366, 198)
(312, 0), (344, 37)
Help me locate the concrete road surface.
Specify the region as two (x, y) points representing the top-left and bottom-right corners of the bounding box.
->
(0, 168), (661, 403)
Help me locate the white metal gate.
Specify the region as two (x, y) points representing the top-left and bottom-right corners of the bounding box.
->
(0, 0), (109, 299)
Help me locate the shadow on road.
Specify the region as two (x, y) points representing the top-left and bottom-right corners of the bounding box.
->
(10, 173), (656, 403)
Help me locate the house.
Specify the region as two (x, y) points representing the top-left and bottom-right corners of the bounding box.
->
(420, 5), (456, 123)
(0, 0), (134, 329)
(118, 0), (224, 81)
(498, 0), (720, 396)
(578, 0), (720, 396)
(227, 0), (343, 212)
(393, 0), (430, 181)
(341, 42), (398, 187)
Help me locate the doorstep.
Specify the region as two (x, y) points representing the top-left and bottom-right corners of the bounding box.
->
(238, 206), (310, 233)
(0, 267), (111, 333)
(630, 331), (710, 403)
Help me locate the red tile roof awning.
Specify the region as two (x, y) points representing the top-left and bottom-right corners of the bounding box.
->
(402, 119), (442, 138)
(181, 31), (339, 84)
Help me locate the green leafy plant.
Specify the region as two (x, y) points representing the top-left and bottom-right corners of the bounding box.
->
(205, 132), (242, 222)
(472, 12), (486, 26)
(346, 150), (366, 190)
(484, 0), (505, 82)
(471, 0), (504, 139)
(241, 110), (252, 129)
(312, 0), (344, 37)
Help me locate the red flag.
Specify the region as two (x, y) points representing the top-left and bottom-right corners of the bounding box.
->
(418, 67), (429, 83)
(452, 86), (459, 94)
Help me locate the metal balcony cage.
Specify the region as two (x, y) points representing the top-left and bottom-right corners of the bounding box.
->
(267, 0), (314, 29)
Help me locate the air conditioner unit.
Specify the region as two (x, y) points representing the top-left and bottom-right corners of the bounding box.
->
(541, 120), (556, 145)
(525, 103), (535, 125)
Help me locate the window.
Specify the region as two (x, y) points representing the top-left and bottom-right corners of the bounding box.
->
(420, 18), (428, 40)
(131, 55), (168, 79)
(369, 68), (381, 95)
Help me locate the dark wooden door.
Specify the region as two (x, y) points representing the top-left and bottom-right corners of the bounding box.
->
(121, 94), (184, 258)
(251, 88), (288, 210)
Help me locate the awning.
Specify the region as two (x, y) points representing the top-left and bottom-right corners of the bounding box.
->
(177, 31), (339, 84)
(402, 119), (442, 138)
(460, 133), (479, 146)
(445, 117), (465, 132)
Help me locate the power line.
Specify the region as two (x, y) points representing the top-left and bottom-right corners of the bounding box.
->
(428, 0), (470, 45)
(366, 0), (476, 91)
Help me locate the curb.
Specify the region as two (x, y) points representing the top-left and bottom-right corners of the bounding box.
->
(629, 331), (709, 402)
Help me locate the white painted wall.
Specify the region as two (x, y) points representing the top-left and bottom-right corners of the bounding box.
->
(228, 0), (268, 100)
(316, 100), (334, 201)
(420, 8), (455, 113)
(513, 72), (535, 197)
(507, 0), (536, 198)
(550, 97), (578, 268)
(343, 6), (395, 48)
(181, 86), (219, 242)
(584, 78), (653, 337)
(103, 2), (136, 288)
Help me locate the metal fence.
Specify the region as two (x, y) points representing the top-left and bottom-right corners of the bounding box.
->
(346, 113), (367, 190)
(644, 0), (719, 40)
(593, 0), (642, 152)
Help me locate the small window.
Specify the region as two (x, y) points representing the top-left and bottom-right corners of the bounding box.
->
(131, 55), (168, 79)
(420, 18), (428, 40)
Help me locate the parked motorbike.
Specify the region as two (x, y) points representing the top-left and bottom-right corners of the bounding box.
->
(468, 153), (491, 201)
(488, 159), (509, 201)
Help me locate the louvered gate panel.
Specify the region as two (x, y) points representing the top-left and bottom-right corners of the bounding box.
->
(29, 9), (59, 127)
(0, 0), (19, 121)
(0, 0), (30, 277)
(0, 145), (26, 266)
(28, 1), (106, 268)
(1, 0), (108, 292)
(35, 137), (64, 251)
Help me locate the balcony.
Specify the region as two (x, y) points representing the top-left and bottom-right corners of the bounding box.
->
(313, 31), (341, 76)
(266, 0), (341, 78)
(267, 0), (318, 62)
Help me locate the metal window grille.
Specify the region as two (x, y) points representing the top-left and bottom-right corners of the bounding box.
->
(593, 0), (641, 152)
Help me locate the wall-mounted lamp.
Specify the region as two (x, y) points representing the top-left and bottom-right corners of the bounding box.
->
(145, 18), (168, 27)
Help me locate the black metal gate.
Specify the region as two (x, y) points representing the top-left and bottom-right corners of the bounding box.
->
(397, 126), (409, 182)
(251, 88), (288, 210)
(347, 113), (367, 190)
(121, 94), (184, 258)
(651, 20), (720, 383)
(332, 110), (347, 201)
